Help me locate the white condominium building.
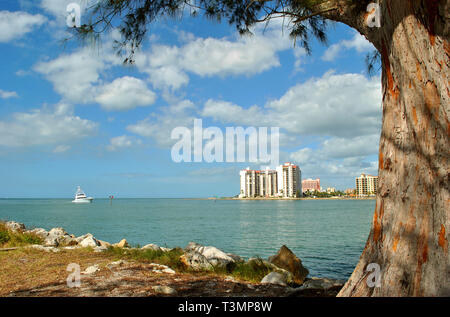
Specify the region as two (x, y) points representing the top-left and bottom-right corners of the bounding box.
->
(259, 168), (278, 197)
(276, 162), (302, 198)
(240, 163), (301, 198)
(239, 168), (259, 197)
(355, 173), (378, 196)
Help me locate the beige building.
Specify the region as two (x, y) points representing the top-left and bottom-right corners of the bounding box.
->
(355, 173), (378, 197)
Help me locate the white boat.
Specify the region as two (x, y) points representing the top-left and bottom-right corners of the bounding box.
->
(72, 186), (93, 203)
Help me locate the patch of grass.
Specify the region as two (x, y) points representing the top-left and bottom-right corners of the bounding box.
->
(0, 222), (43, 248)
(104, 246), (187, 272)
(0, 230), (10, 244)
(229, 260), (274, 283)
(102, 246), (277, 283)
(210, 258), (275, 283)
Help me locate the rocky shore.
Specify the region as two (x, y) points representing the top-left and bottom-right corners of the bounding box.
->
(1, 221), (345, 297)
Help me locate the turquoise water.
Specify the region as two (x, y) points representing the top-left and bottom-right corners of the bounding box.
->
(0, 198), (374, 280)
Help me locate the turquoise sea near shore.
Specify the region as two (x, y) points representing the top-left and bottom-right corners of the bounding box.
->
(0, 198), (375, 280)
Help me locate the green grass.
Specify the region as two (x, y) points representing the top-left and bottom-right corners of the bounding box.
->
(0, 223), (43, 247)
(105, 246), (187, 271)
(104, 246), (276, 283)
(211, 258), (275, 283)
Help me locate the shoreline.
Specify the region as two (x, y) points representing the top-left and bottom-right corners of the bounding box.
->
(203, 197), (376, 201)
(1, 220), (345, 297)
(0, 196), (375, 200)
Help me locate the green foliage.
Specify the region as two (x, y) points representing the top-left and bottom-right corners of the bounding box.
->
(0, 230), (10, 244)
(0, 223), (43, 247)
(365, 50), (381, 76)
(229, 258), (274, 283)
(75, 0), (351, 63)
(303, 190), (348, 198)
(105, 246), (187, 271)
(104, 245), (276, 283)
(21, 233), (44, 245)
(205, 257), (276, 282)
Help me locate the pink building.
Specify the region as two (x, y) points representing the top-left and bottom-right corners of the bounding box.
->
(302, 178), (320, 192)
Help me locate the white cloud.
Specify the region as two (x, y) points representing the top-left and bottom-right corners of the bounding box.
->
(0, 11), (47, 43)
(289, 144), (379, 185)
(136, 22), (293, 90)
(0, 103), (97, 147)
(127, 99), (196, 147)
(321, 134), (379, 159)
(322, 32), (374, 61)
(107, 135), (142, 151)
(40, 0), (75, 17)
(201, 100), (265, 126)
(40, 0), (96, 19)
(180, 35), (285, 76)
(95, 76), (156, 111)
(53, 144), (71, 153)
(201, 71), (382, 139)
(0, 89), (18, 99)
(289, 148), (314, 165)
(34, 48), (106, 104)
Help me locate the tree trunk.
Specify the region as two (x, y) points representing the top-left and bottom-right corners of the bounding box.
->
(336, 0), (450, 296)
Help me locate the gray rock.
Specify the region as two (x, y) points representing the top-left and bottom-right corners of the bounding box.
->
(75, 234), (90, 243)
(78, 234), (100, 247)
(152, 285), (177, 295)
(48, 227), (66, 236)
(5, 221), (25, 232)
(227, 253), (244, 263)
(82, 264), (100, 275)
(261, 272), (288, 286)
(93, 246), (108, 252)
(44, 235), (59, 247)
(181, 251), (213, 271)
(298, 277), (345, 290)
(98, 240), (111, 248)
(184, 242), (236, 268)
(27, 244), (60, 253)
(63, 246), (81, 250)
(44, 227), (77, 247)
(141, 243), (161, 251)
(26, 228), (49, 238)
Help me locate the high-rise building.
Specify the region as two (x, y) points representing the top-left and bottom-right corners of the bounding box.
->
(240, 163), (301, 198)
(302, 178), (321, 192)
(276, 162), (301, 198)
(239, 168), (260, 197)
(355, 173), (378, 196)
(326, 187), (336, 193)
(258, 168), (278, 197)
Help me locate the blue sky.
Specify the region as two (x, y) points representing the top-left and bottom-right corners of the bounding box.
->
(0, 0), (382, 198)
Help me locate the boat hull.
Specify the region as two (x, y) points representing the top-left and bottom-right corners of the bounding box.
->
(72, 198), (93, 203)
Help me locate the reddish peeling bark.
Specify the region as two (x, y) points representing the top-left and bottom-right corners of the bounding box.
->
(330, 0), (450, 296)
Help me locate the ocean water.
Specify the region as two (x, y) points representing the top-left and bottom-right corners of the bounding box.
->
(0, 198), (375, 280)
